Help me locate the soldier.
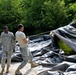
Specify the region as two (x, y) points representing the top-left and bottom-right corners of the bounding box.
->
(0, 26), (15, 75)
(15, 24), (38, 75)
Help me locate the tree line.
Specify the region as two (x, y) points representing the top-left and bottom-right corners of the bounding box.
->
(0, 0), (76, 35)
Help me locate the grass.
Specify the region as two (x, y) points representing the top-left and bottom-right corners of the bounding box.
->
(58, 40), (75, 55)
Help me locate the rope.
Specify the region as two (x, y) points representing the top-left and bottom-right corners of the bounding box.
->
(28, 31), (51, 38)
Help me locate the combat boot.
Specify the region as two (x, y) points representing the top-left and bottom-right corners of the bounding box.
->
(0, 68), (4, 75)
(15, 69), (22, 75)
(31, 62), (39, 68)
(6, 67), (9, 73)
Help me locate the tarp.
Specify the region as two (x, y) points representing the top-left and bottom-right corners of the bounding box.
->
(53, 20), (76, 52)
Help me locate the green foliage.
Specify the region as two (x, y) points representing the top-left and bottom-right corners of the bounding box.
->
(20, 0), (69, 34)
(64, 0), (76, 21)
(0, 0), (23, 32)
(58, 40), (75, 55)
(0, 0), (75, 35)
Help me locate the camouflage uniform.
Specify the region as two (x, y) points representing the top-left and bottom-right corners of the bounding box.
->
(17, 46), (33, 70)
(1, 31), (15, 68)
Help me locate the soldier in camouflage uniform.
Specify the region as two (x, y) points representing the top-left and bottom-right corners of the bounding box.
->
(0, 26), (15, 75)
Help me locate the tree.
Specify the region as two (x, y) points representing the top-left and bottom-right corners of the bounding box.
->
(64, 0), (76, 21)
(0, 0), (75, 35)
(0, 0), (23, 33)
(21, 0), (69, 34)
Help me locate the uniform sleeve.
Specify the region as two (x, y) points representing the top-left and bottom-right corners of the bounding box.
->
(11, 33), (15, 51)
(0, 33), (3, 45)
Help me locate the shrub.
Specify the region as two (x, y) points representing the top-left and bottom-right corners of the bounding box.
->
(58, 40), (75, 55)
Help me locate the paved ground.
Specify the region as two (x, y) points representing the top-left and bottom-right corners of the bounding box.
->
(0, 63), (37, 75)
